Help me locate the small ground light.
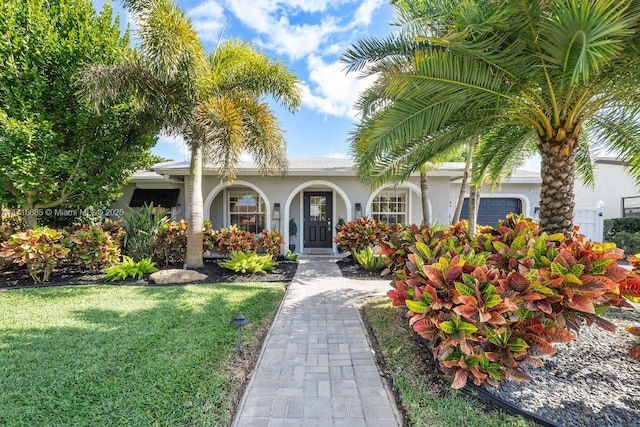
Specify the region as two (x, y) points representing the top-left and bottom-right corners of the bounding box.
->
(230, 313), (249, 354)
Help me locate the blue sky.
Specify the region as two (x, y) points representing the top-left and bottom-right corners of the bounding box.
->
(91, 0), (396, 162)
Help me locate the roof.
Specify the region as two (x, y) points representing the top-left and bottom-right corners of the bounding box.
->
(134, 157), (541, 183)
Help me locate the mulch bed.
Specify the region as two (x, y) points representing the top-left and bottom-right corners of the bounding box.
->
(0, 259), (299, 290)
(336, 256), (392, 280)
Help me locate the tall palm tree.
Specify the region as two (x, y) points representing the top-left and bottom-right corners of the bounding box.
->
(345, 0), (640, 235)
(77, 0), (301, 267)
(344, 0), (533, 232)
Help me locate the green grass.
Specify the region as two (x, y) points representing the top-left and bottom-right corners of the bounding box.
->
(362, 298), (533, 427)
(0, 283), (285, 426)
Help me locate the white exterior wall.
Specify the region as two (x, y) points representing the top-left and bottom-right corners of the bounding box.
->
(574, 162), (640, 219)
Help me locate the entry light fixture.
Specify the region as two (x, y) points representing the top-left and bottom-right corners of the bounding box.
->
(355, 202), (362, 218)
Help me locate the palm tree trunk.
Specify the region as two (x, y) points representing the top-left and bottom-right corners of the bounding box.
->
(452, 141), (473, 224)
(539, 141), (576, 235)
(185, 144), (204, 268)
(420, 170), (430, 224)
(468, 184), (480, 237)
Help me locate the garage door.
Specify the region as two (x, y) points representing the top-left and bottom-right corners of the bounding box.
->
(460, 198), (522, 226)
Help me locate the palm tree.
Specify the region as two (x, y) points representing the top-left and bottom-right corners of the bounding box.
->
(77, 0), (301, 267)
(345, 0), (640, 235)
(344, 0), (532, 232)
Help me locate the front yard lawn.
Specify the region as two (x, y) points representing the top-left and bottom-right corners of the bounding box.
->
(0, 283), (285, 426)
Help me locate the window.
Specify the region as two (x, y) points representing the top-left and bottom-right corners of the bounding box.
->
(623, 196), (640, 218)
(229, 190), (265, 233)
(371, 190), (407, 224)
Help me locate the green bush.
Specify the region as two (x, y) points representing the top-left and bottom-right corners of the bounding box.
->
(353, 246), (384, 271)
(387, 214), (638, 389)
(284, 249), (298, 261)
(604, 217), (640, 238)
(122, 203), (170, 261)
(102, 256), (158, 282)
(0, 227), (69, 282)
(608, 231), (640, 256)
(68, 224), (121, 271)
(219, 251), (276, 274)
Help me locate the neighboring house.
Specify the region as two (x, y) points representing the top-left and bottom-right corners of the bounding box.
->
(573, 157), (640, 220)
(111, 157), (545, 254)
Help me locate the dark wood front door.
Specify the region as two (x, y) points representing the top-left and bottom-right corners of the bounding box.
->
(304, 192), (333, 248)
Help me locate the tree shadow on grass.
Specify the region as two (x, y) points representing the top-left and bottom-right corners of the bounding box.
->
(0, 283), (285, 427)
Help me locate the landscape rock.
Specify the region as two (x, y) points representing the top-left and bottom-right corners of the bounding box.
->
(150, 269), (207, 285)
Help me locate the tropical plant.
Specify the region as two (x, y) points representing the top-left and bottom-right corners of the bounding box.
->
(284, 249), (298, 261)
(213, 225), (258, 256)
(77, 0), (301, 268)
(68, 224), (121, 271)
(0, 0), (157, 227)
(289, 218), (297, 237)
(219, 251), (276, 274)
(0, 227), (69, 282)
(333, 217), (399, 253)
(387, 215), (637, 388)
(122, 203), (170, 262)
(343, 0), (640, 236)
(257, 229), (284, 258)
(352, 246), (384, 271)
(152, 220), (189, 266)
(102, 256), (158, 282)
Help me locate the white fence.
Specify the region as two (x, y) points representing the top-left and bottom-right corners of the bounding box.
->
(574, 207), (604, 242)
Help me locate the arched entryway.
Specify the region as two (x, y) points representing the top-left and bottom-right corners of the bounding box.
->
(284, 181), (352, 254)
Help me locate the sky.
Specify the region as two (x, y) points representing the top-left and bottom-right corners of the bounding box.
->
(91, 0), (396, 162)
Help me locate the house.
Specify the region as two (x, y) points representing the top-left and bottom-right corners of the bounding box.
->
(111, 157), (545, 254)
(573, 157), (640, 219)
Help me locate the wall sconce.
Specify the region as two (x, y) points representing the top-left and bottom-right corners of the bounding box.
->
(355, 203), (362, 218)
(272, 203), (281, 234)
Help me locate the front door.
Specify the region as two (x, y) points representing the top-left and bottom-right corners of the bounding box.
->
(304, 192), (333, 248)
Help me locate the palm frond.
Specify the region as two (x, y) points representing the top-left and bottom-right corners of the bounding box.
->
(473, 125), (538, 186)
(209, 40), (301, 112)
(196, 94), (246, 182)
(588, 106), (640, 183)
(537, 0), (640, 85)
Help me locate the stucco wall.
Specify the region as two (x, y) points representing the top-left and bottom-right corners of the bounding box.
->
(574, 162), (640, 219)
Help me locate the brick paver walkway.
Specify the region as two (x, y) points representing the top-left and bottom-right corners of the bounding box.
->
(232, 258), (402, 427)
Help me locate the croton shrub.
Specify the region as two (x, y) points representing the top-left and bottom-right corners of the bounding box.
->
(208, 225), (258, 256)
(333, 217), (402, 253)
(257, 230), (284, 258)
(67, 223), (121, 271)
(0, 227), (69, 282)
(388, 215), (640, 388)
(152, 219), (188, 266)
(378, 221), (471, 278)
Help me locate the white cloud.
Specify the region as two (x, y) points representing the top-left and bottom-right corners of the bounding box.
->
(187, 0), (226, 42)
(224, 0), (340, 60)
(354, 0), (385, 26)
(328, 151), (348, 159)
(158, 134), (190, 160)
(302, 55), (377, 119)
